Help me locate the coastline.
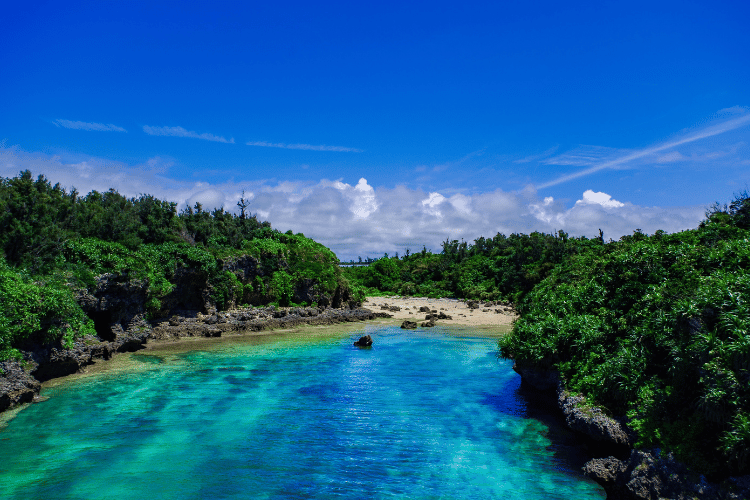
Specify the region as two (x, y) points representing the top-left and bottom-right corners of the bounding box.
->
(512, 362), (750, 500)
(1, 297), (518, 418)
(362, 295), (518, 331)
(0, 305), (392, 416)
(12, 294), (741, 498)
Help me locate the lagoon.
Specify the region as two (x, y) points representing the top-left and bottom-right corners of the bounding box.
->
(0, 325), (604, 499)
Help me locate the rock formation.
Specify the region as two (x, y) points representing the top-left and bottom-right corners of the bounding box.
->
(353, 334), (373, 347)
(512, 360), (750, 499)
(0, 302), (391, 414)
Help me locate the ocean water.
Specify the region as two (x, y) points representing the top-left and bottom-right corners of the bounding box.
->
(0, 326), (605, 499)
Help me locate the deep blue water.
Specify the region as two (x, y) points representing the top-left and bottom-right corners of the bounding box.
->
(0, 326), (605, 499)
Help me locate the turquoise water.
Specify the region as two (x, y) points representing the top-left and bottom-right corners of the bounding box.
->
(0, 326), (605, 499)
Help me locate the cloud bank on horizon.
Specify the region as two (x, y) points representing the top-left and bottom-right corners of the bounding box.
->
(3, 1), (748, 261)
(0, 145), (706, 261)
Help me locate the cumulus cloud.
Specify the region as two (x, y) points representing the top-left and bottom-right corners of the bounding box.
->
(52, 119), (127, 132)
(421, 192), (446, 217)
(143, 125), (234, 144)
(246, 141), (363, 152)
(0, 146), (706, 261)
(576, 190), (625, 208)
(185, 189), (229, 211)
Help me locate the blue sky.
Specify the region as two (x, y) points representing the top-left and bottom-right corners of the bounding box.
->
(2, 1), (749, 259)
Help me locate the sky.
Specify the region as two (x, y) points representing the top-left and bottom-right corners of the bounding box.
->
(2, 0), (749, 260)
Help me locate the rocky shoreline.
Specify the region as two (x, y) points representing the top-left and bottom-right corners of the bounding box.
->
(0, 305), (392, 414)
(7, 271), (747, 499)
(513, 361), (750, 500)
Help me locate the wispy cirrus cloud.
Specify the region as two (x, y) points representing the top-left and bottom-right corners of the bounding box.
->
(537, 109), (750, 189)
(143, 125), (234, 144)
(52, 119), (127, 132)
(246, 141), (363, 152)
(513, 146), (559, 164)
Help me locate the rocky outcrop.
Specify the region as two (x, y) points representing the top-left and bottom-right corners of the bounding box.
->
(513, 360), (750, 499)
(74, 274), (150, 340)
(514, 360), (630, 453)
(149, 306), (391, 340)
(220, 255), (261, 282)
(426, 312), (452, 320)
(0, 304), (392, 415)
(292, 278), (332, 307)
(330, 283), (361, 310)
(161, 267), (212, 313)
(26, 327), (152, 382)
(353, 334), (373, 347)
(512, 360), (560, 391)
(0, 361), (40, 412)
(558, 387), (632, 452)
(584, 450), (750, 500)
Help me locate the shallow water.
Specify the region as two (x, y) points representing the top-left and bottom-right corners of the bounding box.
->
(0, 326), (605, 499)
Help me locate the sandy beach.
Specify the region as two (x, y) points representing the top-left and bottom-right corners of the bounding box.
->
(363, 296), (518, 329)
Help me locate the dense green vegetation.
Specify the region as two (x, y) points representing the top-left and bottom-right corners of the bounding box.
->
(4, 168), (750, 478)
(500, 193), (750, 477)
(344, 231), (603, 302)
(346, 192), (750, 478)
(0, 170), (361, 361)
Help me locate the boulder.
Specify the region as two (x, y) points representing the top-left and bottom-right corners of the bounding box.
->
(353, 334), (373, 347)
(400, 321), (417, 329)
(419, 306), (431, 313)
(420, 320), (436, 328)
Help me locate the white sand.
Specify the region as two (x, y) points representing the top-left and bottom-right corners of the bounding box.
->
(363, 296), (517, 329)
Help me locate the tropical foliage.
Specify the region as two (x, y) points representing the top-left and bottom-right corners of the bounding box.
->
(344, 230), (603, 302)
(0, 170), (358, 361)
(500, 194), (750, 477)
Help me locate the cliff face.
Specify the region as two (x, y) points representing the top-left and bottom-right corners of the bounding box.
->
(0, 361), (40, 413)
(584, 450), (750, 500)
(513, 361), (750, 500)
(513, 360), (632, 455)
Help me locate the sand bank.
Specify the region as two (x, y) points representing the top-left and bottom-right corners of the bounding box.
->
(363, 296), (517, 330)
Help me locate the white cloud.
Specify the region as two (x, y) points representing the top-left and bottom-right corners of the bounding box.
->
(186, 189), (228, 211)
(576, 190), (625, 208)
(246, 141), (363, 152)
(349, 178), (379, 218)
(448, 193), (472, 214)
(421, 192), (446, 217)
(0, 146), (707, 261)
(143, 125), (234, 144)
(53, 119), (127, 132)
